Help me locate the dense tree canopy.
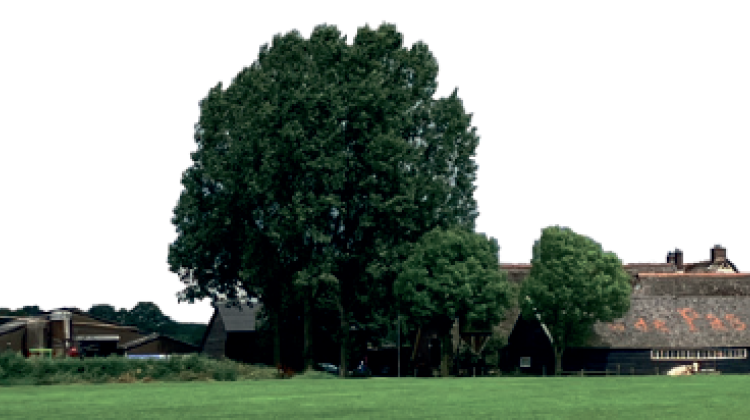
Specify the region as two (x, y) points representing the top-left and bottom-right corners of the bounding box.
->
(519, 226), (631, 375)
(87, 304), (119, 323)
(394, 227), (515, 376)
(168, 22), (481, 374)
(86, 303), (205, 346)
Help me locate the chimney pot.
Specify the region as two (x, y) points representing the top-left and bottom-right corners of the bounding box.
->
(711, 245), (726, 263)
(666, 251), (676, 264)
(674, 249), (684, 270)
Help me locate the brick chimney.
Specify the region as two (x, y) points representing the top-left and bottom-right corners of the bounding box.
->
(674, 249), (684, 271)
(711, 245), (727, 264)
(666, 251), (676, 264)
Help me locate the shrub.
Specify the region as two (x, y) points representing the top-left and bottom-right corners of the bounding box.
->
(75, 356), (131, 383)
(0, 351), (32, 380)
(0, 352), (286, 386)
(212, 363), (239, 381)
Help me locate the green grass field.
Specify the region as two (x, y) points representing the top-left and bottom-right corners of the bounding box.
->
(0, 375), (747, 419)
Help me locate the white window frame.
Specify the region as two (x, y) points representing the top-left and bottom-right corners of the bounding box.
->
(520, 357), (531, 368)
(650, 348), (747, 360)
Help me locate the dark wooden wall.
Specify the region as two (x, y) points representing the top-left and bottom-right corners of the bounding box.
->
(503, 316), (555, 374)
(225, 332), (259, 364)
(201, 312), (226, 359)
(0, 327), (26, 355)
(564, 347), (750, 374)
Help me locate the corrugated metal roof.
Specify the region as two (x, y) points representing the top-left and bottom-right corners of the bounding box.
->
(118, 333), (160, 350)
(118, 332), (200, 351)
(216, 302), (262, 332)
(0, 320), (26, 335)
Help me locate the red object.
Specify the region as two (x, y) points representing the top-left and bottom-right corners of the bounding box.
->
(67, 347), (79, 357)
(276, 363), (295, 378)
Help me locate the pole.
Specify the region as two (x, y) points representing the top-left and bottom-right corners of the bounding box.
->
(397, 314), (401, 378)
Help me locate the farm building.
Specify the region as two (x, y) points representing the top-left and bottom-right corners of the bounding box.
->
(502, 245), (750, 374)
(0, 307), (198, 358)
(119, 332), (199, 356)
(200, 301), (263, 364)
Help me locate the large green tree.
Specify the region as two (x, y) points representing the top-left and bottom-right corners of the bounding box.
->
(87, 304), (119, 323)
(168, 23), (480, 375)
(394, 227), (515, 376)
(125, 302), (176, 332)
(519, 226), (631, 375)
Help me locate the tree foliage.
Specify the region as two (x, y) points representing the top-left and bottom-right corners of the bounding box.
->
(168, 22), (481, 373)
(394, 227), (515, 376)
(87, 303), (205, 346)
(519, 226), (631, 375)
(87, 304), (119, 323)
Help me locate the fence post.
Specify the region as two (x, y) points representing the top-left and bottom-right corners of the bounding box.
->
(617, 364), (620, 376)
(580, 369), (584, 377)
(543, 365), (546, 377)
(631, 367), (634, 375)
(655, 366), (659, 375)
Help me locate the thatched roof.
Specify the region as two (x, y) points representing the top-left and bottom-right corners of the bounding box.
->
(633, 273), (750, 297)
(588, 296), (750, 348)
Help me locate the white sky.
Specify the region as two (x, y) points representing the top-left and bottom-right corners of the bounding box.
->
(2, 1), (748, 324)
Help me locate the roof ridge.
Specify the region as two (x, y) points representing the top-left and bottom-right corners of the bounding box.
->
(639, 273), (750, 277)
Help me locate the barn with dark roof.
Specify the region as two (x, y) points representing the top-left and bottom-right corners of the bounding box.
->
(200, 301), (263, 364)
(502, 245), (750, 374)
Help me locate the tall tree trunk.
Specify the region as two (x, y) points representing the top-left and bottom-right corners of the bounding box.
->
(338, 302), (349, 378)
(440, 332), (454, 377)
(303, 296), (314, 372)
(553, 345), (564, 376)
(272, 310), (282, 367)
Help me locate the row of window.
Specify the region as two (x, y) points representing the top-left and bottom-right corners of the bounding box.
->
(650, 348), (748, 360)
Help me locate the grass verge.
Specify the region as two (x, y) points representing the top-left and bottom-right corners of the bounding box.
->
(0, 375), (747, 419)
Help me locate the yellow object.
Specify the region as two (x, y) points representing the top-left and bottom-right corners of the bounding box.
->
(28, 348), (52, 359)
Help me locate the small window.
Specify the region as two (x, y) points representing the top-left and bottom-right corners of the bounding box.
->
(520, 357), (531, 368)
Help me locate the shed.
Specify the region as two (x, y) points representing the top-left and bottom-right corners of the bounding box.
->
(0, 321), (28, 355)
(200, 301), (263, 364)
